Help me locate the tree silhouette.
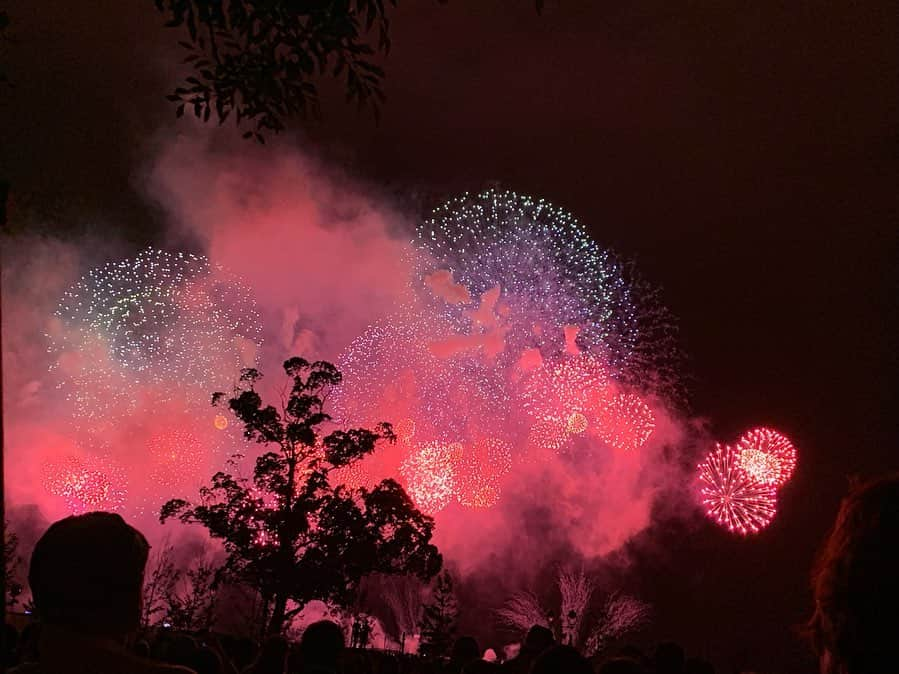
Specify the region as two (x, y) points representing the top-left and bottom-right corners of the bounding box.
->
(3, 523), (23, 609)
(153, 1), (545, 140)
(153, 0), (398, 141)
(142, 542), (180, 628)
(418, 570), (458, 659)
(166, 554), (222, 631)
(162, 357), (442, 635)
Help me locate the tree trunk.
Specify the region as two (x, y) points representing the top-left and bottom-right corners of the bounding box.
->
(267, 593), (288, 635)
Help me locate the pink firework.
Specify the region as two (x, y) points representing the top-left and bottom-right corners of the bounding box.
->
(736, 426), (798, 487)
(698, 444), (777, 535)
(591, 392), (655, 452)
(527, 418), (570, 455)
(148, 430), (205, 487)
(567, 411), (588, 435)
(42, 454), (127, 513)
(521, 353), (610, 423)
(455, 438), (513, 509)
(400, 441), (459, 514)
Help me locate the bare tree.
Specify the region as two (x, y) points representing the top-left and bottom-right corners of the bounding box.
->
(381, 574), (425, 641)
(498, 569), (649, 657)
(167, 553), (223, 632)
(558, 567), (594, 646)
(142, 542), (180, 628)
(583, 593), (651, 657)
(496, 590), (548, 633)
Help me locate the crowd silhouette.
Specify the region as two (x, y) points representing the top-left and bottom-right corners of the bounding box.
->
(5, 474), (898, 674)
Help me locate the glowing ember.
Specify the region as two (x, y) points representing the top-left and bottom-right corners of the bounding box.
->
(698, 444), (777, 535)
(736, 426), (798, 487)
(592, 392), (655, 452)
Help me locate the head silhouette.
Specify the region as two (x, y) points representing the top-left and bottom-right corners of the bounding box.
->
(28, 511), (149, 638)
(531, 645), (592, 674)
(300, 620), (344, 671)
(522, 624), (555, 655)
(809, 473), (899, 674)
(654, 642), (685, 674)
(451, 636), (481, 666)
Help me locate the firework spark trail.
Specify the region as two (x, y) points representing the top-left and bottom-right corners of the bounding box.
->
(698, 444), (777, 535)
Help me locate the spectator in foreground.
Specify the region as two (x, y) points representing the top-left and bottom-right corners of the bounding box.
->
(501, 625), (554, 673)
(446, 636), (480, 673)
(296, 620), (343, 674)
(809, 474), (899, 674)
(598, 657), (647, 674)
(654, 642), (685, 674)
(11, 511), (195, 674)
(243, 636), (288, 674)
(531, 645), (592, 674)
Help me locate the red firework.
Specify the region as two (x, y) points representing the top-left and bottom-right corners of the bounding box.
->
(592, 392), (655, 452)
(736, 426), (798, 487)
(527, 418), (570, 455)
(698, 444), (777, 535)
(394, 417), (416, 442)
(42, 454), (127, 513)
(400, 441), (459, 514)
(148, 430), (205, 487)
(455, 438), (513, 509)
(521, 353), (610, 423)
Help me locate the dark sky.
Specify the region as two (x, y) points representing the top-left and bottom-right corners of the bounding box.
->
(2, 2), (897, 671)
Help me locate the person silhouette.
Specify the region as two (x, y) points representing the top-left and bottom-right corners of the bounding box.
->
(808, 474), (899, 674)
(11, 511), (194, 674)
(297, 621), (343, 674)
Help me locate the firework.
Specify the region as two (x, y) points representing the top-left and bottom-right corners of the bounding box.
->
(527, 418), (570, 456)
(416, 189), (633, 362)
(49, 248), (262, 424)
(567, 412), (589, 435)
(213, 414), (229, 430)
(148, 429), (206, 488)
(455, 438), (513, 509)
(698, 444), (777, 535)
(736, 427), (797, 487)
(42, 454), (128, 513)
(395, 418), (416, 441)
(521, 353), (610, 423)
(591, 392), (655, 452)
(400, 441), (459, 514)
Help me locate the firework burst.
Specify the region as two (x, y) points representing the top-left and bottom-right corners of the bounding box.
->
(591, 392), (656, 452)
(455, 438), (513, 509)
(400, 441), (460, 514)
(698, 444), (777, 535)
(42, 453), (128, 513)
(736, 427), (797, 487)
(49, 248), (262, 424)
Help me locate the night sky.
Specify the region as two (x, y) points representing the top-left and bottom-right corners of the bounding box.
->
(2, 2), (897, 672)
